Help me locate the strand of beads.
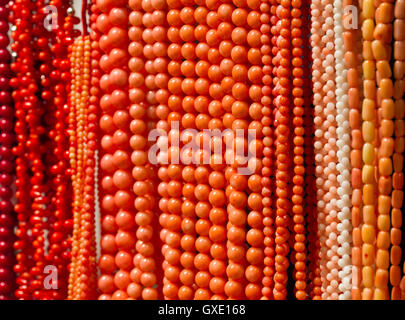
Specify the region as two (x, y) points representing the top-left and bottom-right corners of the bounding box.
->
(243, 0), (265, 301)
(67, 38), (80, 299)
(45, 0), (75, 300)
(0, 0), (14, 300)
(89, 0), (103, 298)
(223, 0), (253, 300)
(272, 0), (291, 300)
(157, 0), (183, 300)
(290, 0), (307, 300)
(173, 3), (198, 301)
(133, 0), (161, 300)
(95, 0), (117, 299)
(203, 1), (228, 300)
(10, 0), (42, 299)
(302, 0), (320, 300)
(218, 3), (245, 300)
(343, 0), (362, 301)
(373, 0), (394, 300)
(96, 0), (131, 300)
(393, 0), (405, 300)
(333, 0), (352, 300)
(319, 0), (339, 300)
(309, 0), (325, 300)
(361, 0), (377, 300)
(67, 36), (98, 300)
(260, 0), (275, 300)
(214, 0), (237, 300)
(127, 0), (159, 301)
(166, 0), (197, 301)
(27, 0), (56, 299)
(190, 0), (216, 299)
(192, 0), (216, 300)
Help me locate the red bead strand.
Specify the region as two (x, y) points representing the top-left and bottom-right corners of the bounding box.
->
(0, 0), (15, 300)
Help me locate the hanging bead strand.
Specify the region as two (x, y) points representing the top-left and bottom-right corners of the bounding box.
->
(0, 0), (14, 300)
(374, 0), (394, 300)
(309, 0), (324, 300)
(361, 0), (377, 300)
(273, 0), (291, 300)
(96, 0), (131, 300)
(290, 0), (307, 300)
(261, 0), (275, 300)
(343, 0), (362, 301)
(393, 0), (405, 301)
(244, 0), (265, 301)
(334, 0), (352, 300)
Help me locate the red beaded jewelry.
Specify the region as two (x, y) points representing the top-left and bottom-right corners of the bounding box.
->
(260, 0), (275, 300)
(96, 0), (133, 301)
(129, 0), (159, 300)
(272, 0), (291, 300)
(45, 0), (75, 300)
(290, 0), (306, 300)
(244, 0), (265, 300)
(10, 0), (48, 299)
(0, 0), (15, 300)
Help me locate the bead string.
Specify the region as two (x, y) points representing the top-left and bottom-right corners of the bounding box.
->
(244, 0), (265, 300)
(67, 35), (97, 300)
(272, 0), (291, 300)
(129, 0), (159, 300)
(374, 0), (394, 300)
(311, 0), (328, 300)
(261, 0), (275, 300)
(290, 0), (307, 300)
(343, 0), (362, 301)
(361, 0), (377, 300)
(320, 0), (339, 300)
(0, 0), (14, 300)
(46, 0), (74, 300)
(224, 0), (250, 300)
(334, 0), (352, 300)
(96, 0), (132, 300)
(393, 0), (405, 300)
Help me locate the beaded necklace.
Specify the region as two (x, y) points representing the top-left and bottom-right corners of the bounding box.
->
(343, 0), (362, 301)
(393, 0), (405, 300)
(334, 0), (352, 300)
(128, 0), (159, 301)
(67, 35), (98, 300)
(374, 0), (394, 300)
(271, 0), (291, 300)
(46, 0), (75, 300)
(244, 0), (265, 300)
(0, 0), (14, 300)
(260, 0), (275, 300)
(290, 0), (306, 300)
(96, 0), (132, 300)
(361, 0), (377, 300)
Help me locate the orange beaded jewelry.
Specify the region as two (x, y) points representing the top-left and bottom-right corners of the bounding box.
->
(158, 0), (183, 300)
(97, 0), (132, 300)
(67, 36), (98, 300)
(128, 0), (159, 300)
(343, 0), (362, 301)
(260, 0), (275, 300)
(224, 0), (250, 300)
(290, 0), (306, 300)
(272, 0), (291, 300)
(393, 0), (405, 300)
(361, 0), (377, 300)
(244, 0), (265, 300)
(374, 0), (394, 301)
